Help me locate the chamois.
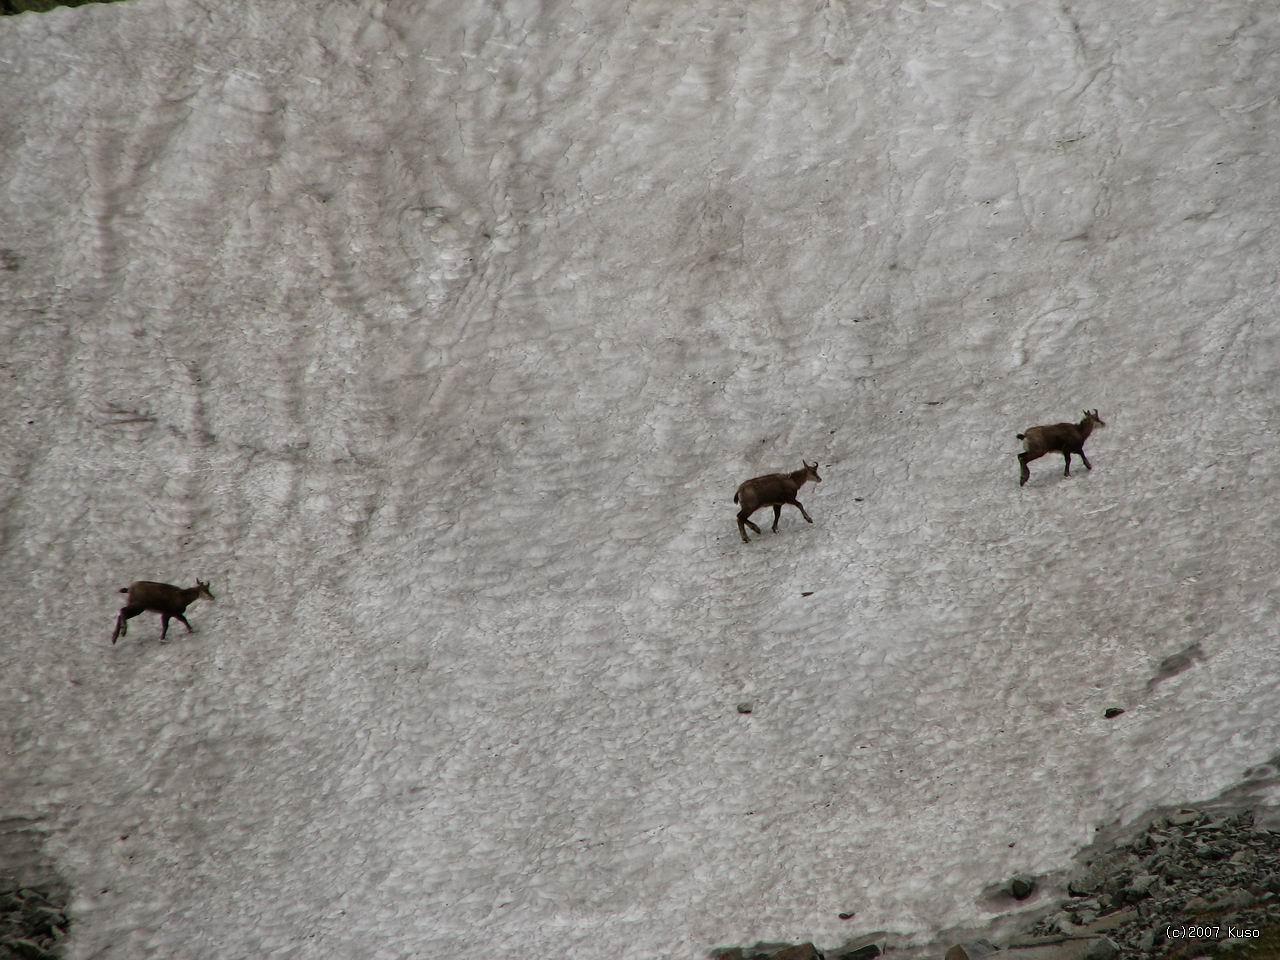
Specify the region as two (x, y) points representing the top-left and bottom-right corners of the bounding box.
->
(1017, 410), (1106, 486)
(112, 579), (214, 644)
(734, 460), (822, 543)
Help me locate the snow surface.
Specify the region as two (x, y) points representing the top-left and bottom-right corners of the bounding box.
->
(2, 0), (1280, 956)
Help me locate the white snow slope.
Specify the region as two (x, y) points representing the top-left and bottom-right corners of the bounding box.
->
(3, 0), (1280, 957)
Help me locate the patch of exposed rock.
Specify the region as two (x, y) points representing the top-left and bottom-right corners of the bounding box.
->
(713, 805), (1280, 960)
(0, 817), (71, 958)
(1019, 807), (1280, 958)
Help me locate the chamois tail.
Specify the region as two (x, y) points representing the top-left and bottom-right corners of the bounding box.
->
(733, 491), (739, 503)
(1016, 433), (1026, 440)
(118, 587), (129, 594)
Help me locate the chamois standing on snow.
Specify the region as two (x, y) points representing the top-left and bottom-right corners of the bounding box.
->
(112, 579), (215, 644)
(1017, 410), (1106, 486)
(734, 460), (822, 543)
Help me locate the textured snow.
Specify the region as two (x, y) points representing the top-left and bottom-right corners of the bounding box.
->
(2, 0), (1280, 957)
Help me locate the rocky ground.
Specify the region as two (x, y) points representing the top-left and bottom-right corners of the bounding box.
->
(717, 805), (1280, 960)
(0, 818), (70, 960)
(0, 887), (70, 960)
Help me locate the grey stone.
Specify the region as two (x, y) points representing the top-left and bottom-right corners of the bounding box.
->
(1050, 911), (1079, 934)
(1073, 907), (1137, 934)
(1083, 938), (1118, 960)
(1067, 873), (1097, 897)
(1122, 874), (1157, 900)
(1212, 888), (1259, 910)
(944, 939), (999, 960)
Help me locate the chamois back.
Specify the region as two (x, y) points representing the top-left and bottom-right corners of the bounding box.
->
(112, 578), (215, 644)
(734, 460), (822, 543)
(1017, 410), (1105, 486)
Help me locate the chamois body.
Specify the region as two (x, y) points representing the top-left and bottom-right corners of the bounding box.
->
(1017, 410), (1106, 486)
(734, 460), (822, 543)
(112, 579), (214, 644)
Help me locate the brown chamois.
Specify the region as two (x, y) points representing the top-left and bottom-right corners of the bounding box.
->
(112, 579), (214, 644)
(1017, 409), (1106, 486)
(734, 460), (822, 543)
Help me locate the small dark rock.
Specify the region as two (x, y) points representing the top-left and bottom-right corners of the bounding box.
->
(1104, 707), (1125, 719)
(1005, 873), (1037, 900)
(832, 944), (880, 960)
(736, 702), (754, 715)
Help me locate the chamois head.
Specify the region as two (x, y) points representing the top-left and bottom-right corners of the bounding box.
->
(801, 460), (822, 484)
(1082, 409), (1106, 430)
(196, 579), (216, 601)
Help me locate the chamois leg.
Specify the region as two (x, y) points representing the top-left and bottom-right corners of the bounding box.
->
(737, 509), (762, 543)
(1079, 449), (1092, 471)
(160, 613), (171, 641)
(791, 499), (813, 523)
(175, 613), (193, 633)
(1062, 451), (1072, 477)
(1018, 451), (1036, 486)
(771, 504), (782, 532)
(112, 606), (142, 644)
